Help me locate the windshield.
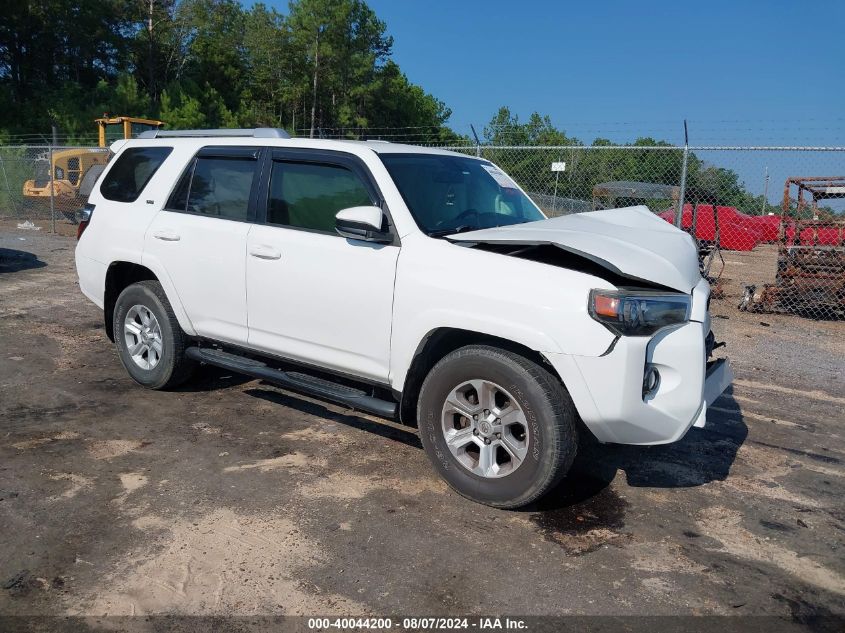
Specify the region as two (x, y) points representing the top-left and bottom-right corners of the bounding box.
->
(379, 153), (545, 236)
(33, 159), (49, 182)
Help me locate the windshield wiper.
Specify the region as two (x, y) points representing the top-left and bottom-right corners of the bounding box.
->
(429, 218), (536, 238)
(428, 224), (480, 238)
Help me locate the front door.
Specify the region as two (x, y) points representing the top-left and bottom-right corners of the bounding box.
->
(246, 149), (399, 382)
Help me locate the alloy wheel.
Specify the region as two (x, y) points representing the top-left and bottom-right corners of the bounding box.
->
(123, 304), (163, 370)
(441, 379), (530, 478)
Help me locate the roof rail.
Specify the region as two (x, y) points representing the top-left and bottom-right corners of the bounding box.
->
(137, 128), (291, 139)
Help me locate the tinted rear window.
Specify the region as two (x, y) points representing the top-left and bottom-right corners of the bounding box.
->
(165, 154), (258, 221)
(100, 147), (172, 203)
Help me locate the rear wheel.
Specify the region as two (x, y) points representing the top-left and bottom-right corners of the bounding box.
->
(113, 280), (195, 389)
(417, 345), (578, 508)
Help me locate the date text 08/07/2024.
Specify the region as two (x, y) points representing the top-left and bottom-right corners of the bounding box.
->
(307, 617), (528, 630)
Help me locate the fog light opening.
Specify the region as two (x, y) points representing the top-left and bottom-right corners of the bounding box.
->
(643, 366), (660, 398)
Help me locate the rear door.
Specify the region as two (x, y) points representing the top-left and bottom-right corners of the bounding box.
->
(81, 145), (174, 271)
(143, 146), (262, 345)
(245, 148), (399, 382)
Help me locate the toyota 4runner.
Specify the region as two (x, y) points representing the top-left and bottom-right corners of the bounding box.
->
(75, 128), (732, 508)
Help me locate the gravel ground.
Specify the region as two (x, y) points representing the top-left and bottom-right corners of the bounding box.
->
(1, 229), (844, 626)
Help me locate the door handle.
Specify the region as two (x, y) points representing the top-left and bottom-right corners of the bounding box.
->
(153, 229), (181, 242)
(249, 245), (282, 260)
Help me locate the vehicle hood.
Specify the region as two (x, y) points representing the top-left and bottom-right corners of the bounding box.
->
(448, 205), (701, 293)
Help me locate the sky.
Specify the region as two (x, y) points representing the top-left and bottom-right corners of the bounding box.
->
(265, 0), (845, 147)
(262, 0), (844, 204)
(358, 0), (844, 147)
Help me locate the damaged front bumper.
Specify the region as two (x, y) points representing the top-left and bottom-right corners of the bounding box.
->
(688, 358), (735, 431)
(548, 325), (733, 445)
(703, 359), (733, 411)
(546, 279), (732, 446)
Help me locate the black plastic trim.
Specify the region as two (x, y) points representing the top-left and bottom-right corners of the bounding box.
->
(197, 146), (261, 159)
(195, 338), (393, 390)
(185, 347), (397, 418)
(335, 217), (393, 244)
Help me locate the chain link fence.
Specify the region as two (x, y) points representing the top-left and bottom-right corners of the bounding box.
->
(1, 141), (843, 319)
(0, 145), (109, 235)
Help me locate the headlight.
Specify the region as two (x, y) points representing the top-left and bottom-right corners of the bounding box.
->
(589, 290), (691, 337)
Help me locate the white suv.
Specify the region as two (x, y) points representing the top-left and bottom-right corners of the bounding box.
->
(75, 128), (732, 508)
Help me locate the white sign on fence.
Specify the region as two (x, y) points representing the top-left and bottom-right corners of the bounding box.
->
(551, 162), (566, 172)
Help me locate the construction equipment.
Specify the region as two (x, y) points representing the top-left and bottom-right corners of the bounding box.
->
(739, 176), (845, 318)
(95, 116), (164, 148)
(22, 116), (164, 204)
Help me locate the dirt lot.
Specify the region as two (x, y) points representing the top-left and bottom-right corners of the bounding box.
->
(1, 229), (844, 624)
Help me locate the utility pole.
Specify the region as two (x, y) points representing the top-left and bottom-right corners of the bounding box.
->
(675, 120), (689, 229)
(470, 124), (481, 157)
(49, 144), (55, 234)
(760, 166), (769, 215)
(552, 168), (560, 213)
(309, 26), (322, 139)
(148, 0), (155, 101)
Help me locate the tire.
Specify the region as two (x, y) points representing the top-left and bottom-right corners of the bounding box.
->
(113, 280), (196, 390)
(417, 344), (578, 509)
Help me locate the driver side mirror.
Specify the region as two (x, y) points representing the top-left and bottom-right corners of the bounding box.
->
(335, 206), (392, 244)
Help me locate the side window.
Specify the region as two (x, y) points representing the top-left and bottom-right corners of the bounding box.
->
(166, 152), (258, 222)
(100, 147), (173, 203)
(268, 160), (373, 233)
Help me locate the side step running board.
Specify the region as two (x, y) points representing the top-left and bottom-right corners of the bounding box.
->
(185, 347), (397, 418)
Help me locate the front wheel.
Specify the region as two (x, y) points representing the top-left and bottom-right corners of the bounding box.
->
(417, 345), (578, 508)
(113, 280), (195, 390)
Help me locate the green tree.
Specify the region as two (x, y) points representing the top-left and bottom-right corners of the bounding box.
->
(177, 0), (247, 116)
(242, 4), (291, 126)
(159, 85), (207, 128)
(286, 0), (392, 136)
(0, 0), (134, 134)
(364, 61), (456, 142)
(0, 0), (461, 140)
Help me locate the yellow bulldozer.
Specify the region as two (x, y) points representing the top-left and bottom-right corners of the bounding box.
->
(22, 116), (164, 203)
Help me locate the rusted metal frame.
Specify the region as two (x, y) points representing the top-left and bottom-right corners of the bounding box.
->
(802, 185), (845, 195)
(781, 176), (845, 213)
(784, 175), (845, 182)
(785, 177), (845, 203)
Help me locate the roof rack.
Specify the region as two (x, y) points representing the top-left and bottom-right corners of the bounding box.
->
(137, 128), (291, 139)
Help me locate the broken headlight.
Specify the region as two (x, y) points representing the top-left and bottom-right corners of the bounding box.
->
(589, 290), (691, 337)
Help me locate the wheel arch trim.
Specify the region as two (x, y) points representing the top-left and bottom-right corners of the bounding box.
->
(105, 257), (196, 340)
(394, 326), (568, 427)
